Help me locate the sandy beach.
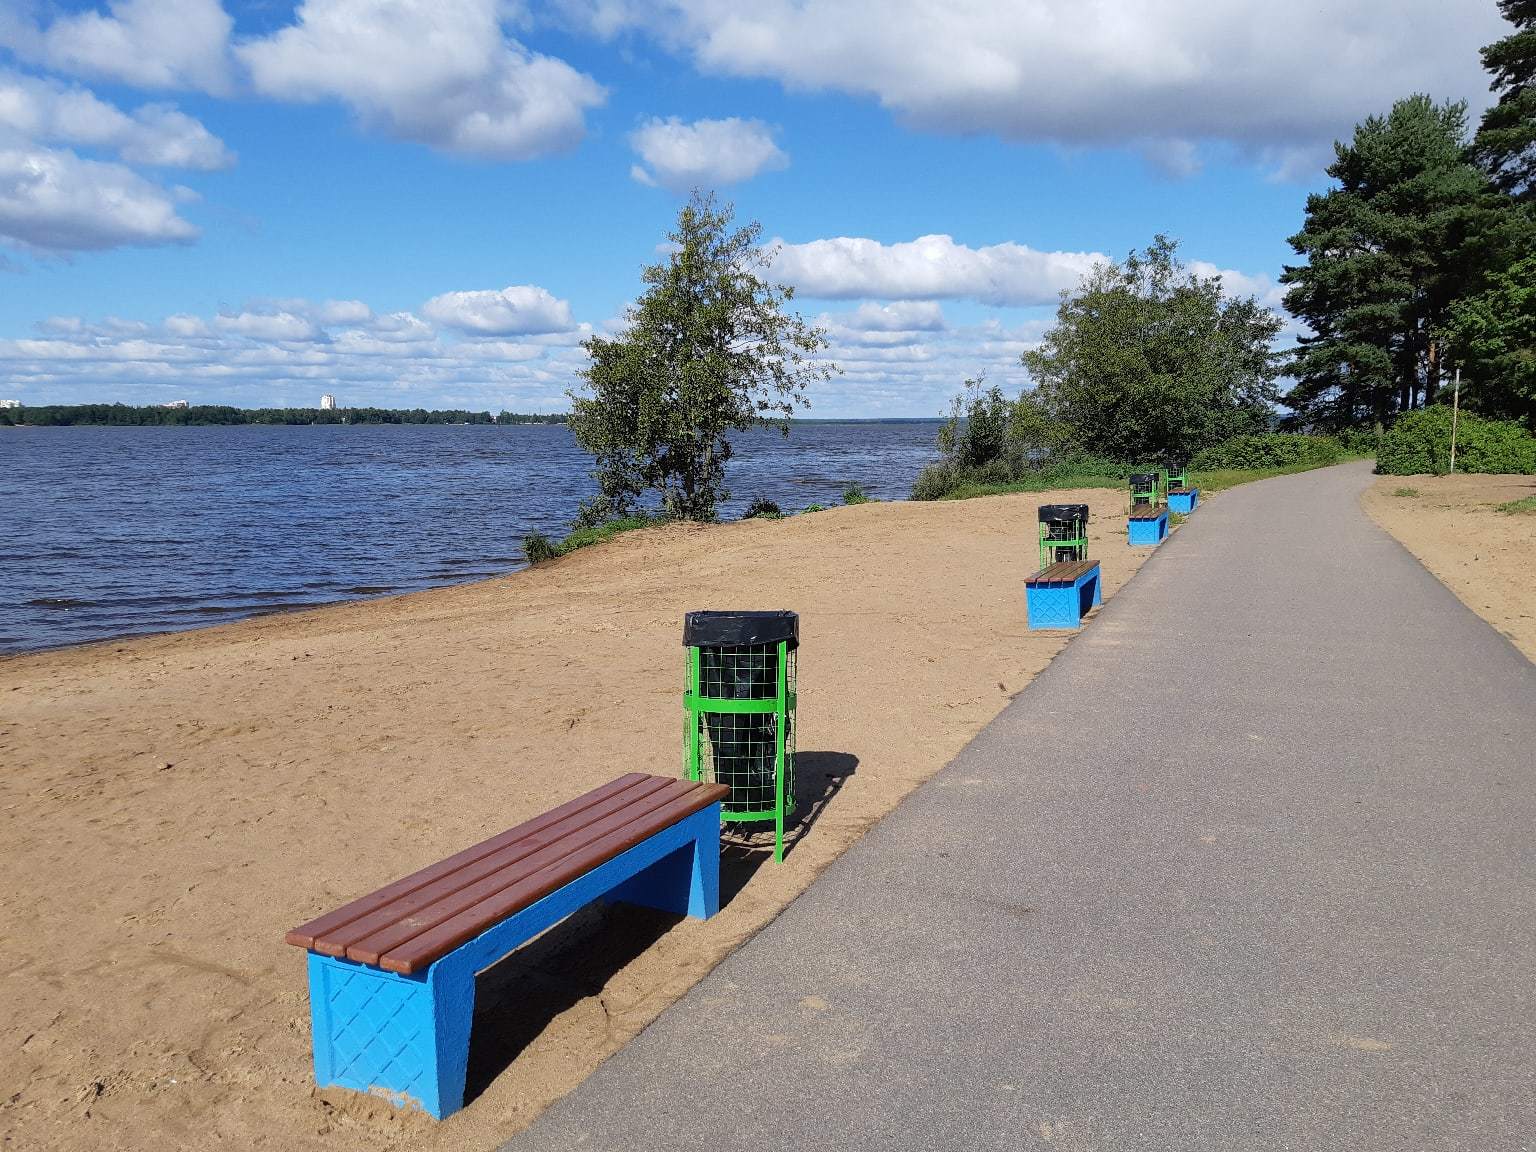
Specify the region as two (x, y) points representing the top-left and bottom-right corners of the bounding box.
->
(1361, 473), (1536, 662)
(2, 488), (1150, 1152)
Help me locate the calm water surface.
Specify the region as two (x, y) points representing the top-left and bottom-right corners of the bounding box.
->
(0, 421), (941, 653)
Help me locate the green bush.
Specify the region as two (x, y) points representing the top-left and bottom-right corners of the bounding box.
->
(910, 453), (1132, 500)
(910, 463), (959, 501)
(1375, 406), (1536, 475)
(523, 514), (663, 563)
(842, 483), (870, 505)
(743, 496), (782, 519)
(522, 532), (560, 563)
(802, 503), (826, 513)
(1190, 433), (1343, 470)
(1335, 427), (1382, 456)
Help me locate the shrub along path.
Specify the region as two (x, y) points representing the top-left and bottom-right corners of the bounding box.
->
(501, 461), (1536, 1151)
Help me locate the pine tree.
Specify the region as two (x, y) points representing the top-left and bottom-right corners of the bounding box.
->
(1472, 0), (1536, 199)
(1281, 97), (1507, 430)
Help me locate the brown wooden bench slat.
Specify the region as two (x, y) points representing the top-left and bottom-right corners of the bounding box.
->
(338, 778), (704, 967)
(377, 784), (728, 975)
(1129, 505), (1167, 520)
(1027, 559), (1098, 587)
(1168, 487), (1191, 495)
(309, 775), (683, 960)
(285, 772), (656, 952)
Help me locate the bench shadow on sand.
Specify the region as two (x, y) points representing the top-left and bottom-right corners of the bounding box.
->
(463, 750), (858, 1104)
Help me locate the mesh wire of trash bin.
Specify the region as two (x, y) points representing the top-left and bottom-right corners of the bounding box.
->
(1161, 465), (1189, 497)
(683, 610), (797, 862)
(1038, 504), (1089, 567)
(1128, 472), (1159, 510)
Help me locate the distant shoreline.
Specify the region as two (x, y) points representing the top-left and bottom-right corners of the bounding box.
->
(0, 403), (564, 427)
(2, 413), (940, 427)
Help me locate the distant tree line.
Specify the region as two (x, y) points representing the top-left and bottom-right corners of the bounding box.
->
(0, 404), (568, 427)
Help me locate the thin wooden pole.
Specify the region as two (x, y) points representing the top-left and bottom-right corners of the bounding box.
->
(1449, 368), (1461, 474)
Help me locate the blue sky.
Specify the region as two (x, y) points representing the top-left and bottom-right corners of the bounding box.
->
(0, 0), (1510, 417)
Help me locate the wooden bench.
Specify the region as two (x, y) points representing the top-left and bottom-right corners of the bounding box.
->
(285, 772), (729, 1119)
(1025, 558), (1102, 629)
(1127, 503), (1169, 546)
(1166, 486), (1199, 514)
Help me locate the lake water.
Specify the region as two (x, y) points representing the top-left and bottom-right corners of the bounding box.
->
(0, 421), (942, 654)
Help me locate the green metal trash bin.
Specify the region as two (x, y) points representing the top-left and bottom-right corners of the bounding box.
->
(1160, 465), (1189, 501)
(1128, 471), (1159, 510)
(683, 610), (798, 861)
(1038, 503), (1089, 567)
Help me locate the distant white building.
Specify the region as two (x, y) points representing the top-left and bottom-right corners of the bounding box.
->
(320, 394), (337, 410)
(161, 399), (189, 409)
(0, 399), (20, 409)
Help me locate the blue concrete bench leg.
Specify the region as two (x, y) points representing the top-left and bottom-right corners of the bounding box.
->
(1168, 489), (1199, 514)
(1127, 511), (1169, 546)
(304, 802), (722, 1119)
(1026, 567), (1101, 630)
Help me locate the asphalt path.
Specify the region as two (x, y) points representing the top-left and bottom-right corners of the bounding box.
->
(502, 462), (1536, 1151)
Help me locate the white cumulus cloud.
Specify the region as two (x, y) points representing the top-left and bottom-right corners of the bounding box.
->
(571, 0), (1506, 175)
(769, 234), (1104, 306)
(422, 285), (576, 336)
(629, 116), (787, 191)
(839, 301), (947, 332)
(0, 145), (198, 253)
(214, 310), (325, 342)
(316, 299), (372, 325)
(3, 0), (234, 94)
(1187, 261), (1286, 311)
(0, 297), (587, 411)
(238, 0), (605, 160)
(0, 70), (233, 170)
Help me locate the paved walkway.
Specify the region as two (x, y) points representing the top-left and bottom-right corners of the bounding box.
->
(502, 462), (1536, 1151)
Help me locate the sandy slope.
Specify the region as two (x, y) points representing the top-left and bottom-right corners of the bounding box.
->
(1361, 473), (1536, 663)
(1, 490), (1148, 1152)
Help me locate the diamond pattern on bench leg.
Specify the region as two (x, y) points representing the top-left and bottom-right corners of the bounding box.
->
(307, 952), (474, 1119)
(1127, 513), (1168, 546)
(1027, 583), (1080, 630)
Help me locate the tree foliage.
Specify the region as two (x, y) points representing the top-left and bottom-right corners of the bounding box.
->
(1472, 0), (1536, 199)
(568, 191), (834, 522)
(1444, 254), (1536, 423)
(1021, 236), (1282, 464)
(935, 376), (1013, 471)
(1281, 96), (1522, 431)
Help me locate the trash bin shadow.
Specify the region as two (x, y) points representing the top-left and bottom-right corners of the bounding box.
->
(718, 750), (859, 903)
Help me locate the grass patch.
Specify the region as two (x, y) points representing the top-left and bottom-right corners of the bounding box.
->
(522, 514), (663, 564)
(1393, 486), (1421, 498)
(930, 468), (1128, 501)
(842, 483), (871, 505)
(801, 503), (827, 513)
(1496, 495), (1536, 515)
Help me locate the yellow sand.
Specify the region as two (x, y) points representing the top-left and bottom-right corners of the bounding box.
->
(1, 489), (1150, 1151)
(1362, 473), (1536, 662)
